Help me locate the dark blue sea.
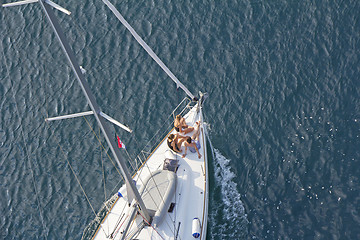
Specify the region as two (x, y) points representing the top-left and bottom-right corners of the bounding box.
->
(1, 1), (359, 239)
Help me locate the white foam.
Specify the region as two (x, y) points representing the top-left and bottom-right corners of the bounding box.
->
(209, 147), (248, 238)
(204, 124), (248, 238)
(213, 149), (248, 220)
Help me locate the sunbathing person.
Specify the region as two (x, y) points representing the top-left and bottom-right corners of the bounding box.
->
(174, 114), (194, 134)
(167, 133), (186, 153)
(182, 136), (201, 159)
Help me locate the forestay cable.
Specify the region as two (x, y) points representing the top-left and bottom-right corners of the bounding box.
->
(102, 0), (196, 100)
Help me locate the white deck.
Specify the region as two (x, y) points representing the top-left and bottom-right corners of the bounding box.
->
(93, 104), (208, 240)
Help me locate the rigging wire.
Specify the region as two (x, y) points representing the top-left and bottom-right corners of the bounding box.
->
(2, 11), (110, 227)
(127, 101), (196, 238)
(100, 100), (193, 238)
(100, 128), (107, 203)
(138, 210), (166, 240)
(69, 12), (196, 234)
(99, 127), (111, 235)
(36, 64), (99, 218)
(1, 31), (49, 239)
(133, 97), (191, 159)
(174, 87), (180, 239)
(102, 0), (196, 100)
(57, 4), (200, 237)
(82, 118), (146, 238)
(118, 139), (178, 237)
(3, 4), (203, 239)
(82, 116), (124, 182)
(1, 10), (132, 237)
(50, 129), (98, 216)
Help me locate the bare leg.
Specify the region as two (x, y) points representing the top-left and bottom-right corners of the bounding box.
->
(192, 121), (200, 140)
(176, 133), (187, 139)
(172, 141), (182, 153)
(182, 126), (194, 134)
(177, 138), (186, 148)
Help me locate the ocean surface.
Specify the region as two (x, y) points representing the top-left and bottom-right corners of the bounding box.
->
(1, 0), (359, 239)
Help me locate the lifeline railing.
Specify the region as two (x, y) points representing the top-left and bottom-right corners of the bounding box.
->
(133, 97), (194, 170)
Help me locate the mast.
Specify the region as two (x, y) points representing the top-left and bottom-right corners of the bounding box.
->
(39, 0), (151, 222)
(3, 0), (151, 222)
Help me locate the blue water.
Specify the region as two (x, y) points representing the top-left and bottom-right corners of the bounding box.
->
(1, 0), (359, 239)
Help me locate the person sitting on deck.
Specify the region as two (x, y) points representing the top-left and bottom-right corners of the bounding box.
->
(167, 133), (186, 153)
(174, 114), (194, 134)
(182, 136), (201, 159)
(181, 121), (202, 159)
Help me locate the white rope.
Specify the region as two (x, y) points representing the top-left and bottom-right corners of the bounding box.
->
(102, 0), (196, 100)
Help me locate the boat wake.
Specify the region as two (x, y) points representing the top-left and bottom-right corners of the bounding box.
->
(208, 147), (249, 239)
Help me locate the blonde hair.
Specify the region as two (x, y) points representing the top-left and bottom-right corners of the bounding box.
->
(176, 115), (181, 120)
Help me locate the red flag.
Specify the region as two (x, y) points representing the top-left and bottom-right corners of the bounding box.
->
(117, 136), (126, 149)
